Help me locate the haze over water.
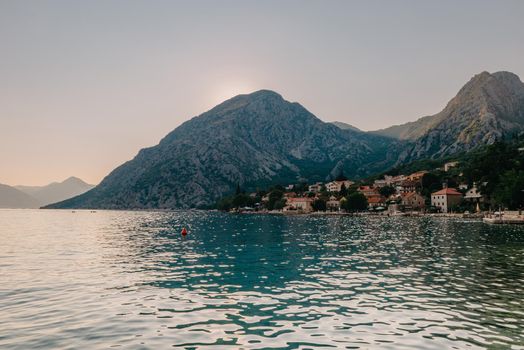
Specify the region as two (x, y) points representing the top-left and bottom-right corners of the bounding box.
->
(1, 209), (523, 349)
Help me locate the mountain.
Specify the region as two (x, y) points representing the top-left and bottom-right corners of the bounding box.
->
(46, 90), (401, 209)
(372, 114), (445, 140)
(331, 121), (362, 132)
(44, 71), (524, 209)
(0, 184), (41, 209)
(16, 177), (95, 207)
(376, 71), (524, 161)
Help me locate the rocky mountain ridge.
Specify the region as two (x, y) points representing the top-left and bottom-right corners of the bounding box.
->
(45, 71), (524, 209)
(46, 91), (401, 209)
(374, 71), (524, 161)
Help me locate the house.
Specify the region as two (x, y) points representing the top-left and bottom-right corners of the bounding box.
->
(374, 175), (397, 188)
(397, 180), (418, 194)
(308, 182), (324, 193)
(326, 196), (341, 211)
(444, 162), (459, 172)
(407, 171), (428, 183)
(284, 197), (314, 213)
(357, 186), (385, 209)
(367, 195), (386, 209)
(464, 186), (484, 203)
(401, 192), (426, 210)
(390, 175), (407, 186)
(326, 180), (354, 193)
(358, 186), (379, 197)
(431, 188), (463, 213)
(373, 179), (388, 188)
(458, 183), (468, 190)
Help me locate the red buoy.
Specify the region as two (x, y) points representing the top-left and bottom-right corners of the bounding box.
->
(181, 227), (187, 236)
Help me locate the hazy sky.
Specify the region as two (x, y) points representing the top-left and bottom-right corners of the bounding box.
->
(1, 0), (523, 186)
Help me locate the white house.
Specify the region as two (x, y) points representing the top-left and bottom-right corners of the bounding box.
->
(431, 188), (462, 212)
(308, 182), (323, 193)
(444, 161), (459, 172)
(464, 186), (484, 203)
(401, 192), (426, 210)
(326, 180), (354, 193)
(284, 197), (314, 213)
(326, 196), (341, 211)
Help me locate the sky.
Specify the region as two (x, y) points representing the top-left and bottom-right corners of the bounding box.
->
(1, 0), (523, 186)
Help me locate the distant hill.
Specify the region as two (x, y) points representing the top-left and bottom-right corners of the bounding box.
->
(0, 184), (41, 208)
(15, 177), (94, 207)
(331, 121), (362, 132)
(372, 114), (445, 140)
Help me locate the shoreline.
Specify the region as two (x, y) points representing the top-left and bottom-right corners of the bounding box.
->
(12, 208), (524, 224)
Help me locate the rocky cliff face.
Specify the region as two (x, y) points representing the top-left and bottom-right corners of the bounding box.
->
(46, 90), (400, 209)
(403, 71), (524, 161)
(373, 71), (524, 161)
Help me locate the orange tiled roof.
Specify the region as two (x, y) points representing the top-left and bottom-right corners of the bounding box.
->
(287, 197), (314, 203)
(367, 196), (385, 204)
(432, 188), (462, 196)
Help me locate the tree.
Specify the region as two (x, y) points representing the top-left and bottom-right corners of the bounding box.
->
(339, 183), (348, 197)
(421, 172), (442, 198)
(216, 197), (233, 211)
(294, 182), (308, 193)
(273, 198), (287, 210)
(342, 192), (368, 212)
(232, 193), (254, 208)
(312, 198), (327, 212)
(335, 170), (348, 181)
(267, 189), (284, 210)
(320, 184), (329, 197)
(379, 185), (395, 198)
(493, 170), (524, 209)
(216, 192), (255, 211)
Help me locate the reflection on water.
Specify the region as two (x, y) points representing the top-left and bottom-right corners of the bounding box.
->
(1, 209), (523, 349)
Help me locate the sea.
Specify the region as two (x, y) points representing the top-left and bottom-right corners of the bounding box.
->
(1, 209), (523, 349)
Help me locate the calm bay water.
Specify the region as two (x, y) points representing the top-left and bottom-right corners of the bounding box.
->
(1, 209), (523, 349)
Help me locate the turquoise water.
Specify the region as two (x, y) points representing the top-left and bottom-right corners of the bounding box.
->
(1, 210), (523, 349)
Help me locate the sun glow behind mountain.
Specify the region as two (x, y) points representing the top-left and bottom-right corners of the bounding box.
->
(211, 82), (258, 105)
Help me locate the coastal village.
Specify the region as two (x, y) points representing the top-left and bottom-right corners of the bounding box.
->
(220, 161), (495, 218)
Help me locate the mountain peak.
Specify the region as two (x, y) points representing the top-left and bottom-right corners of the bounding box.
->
(372, 70), (524, 144)
(46, 88), (399, 209)
(62, 176), (88, 185)
(451, 70), (524, 110)
(226, 89), (283, 103)
(460, 70), (524, 95)
(492, 70), (521, 81)
(247, 89), (283, 99)
(205, 89), (285, 116)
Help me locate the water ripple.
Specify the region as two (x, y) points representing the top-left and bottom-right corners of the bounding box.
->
(1, 209), (523, 349)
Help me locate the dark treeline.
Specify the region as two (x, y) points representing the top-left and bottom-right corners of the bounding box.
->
(216, 182), (368, 212)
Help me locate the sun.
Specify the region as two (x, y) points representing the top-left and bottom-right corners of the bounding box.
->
(212, 81), (258, 104)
